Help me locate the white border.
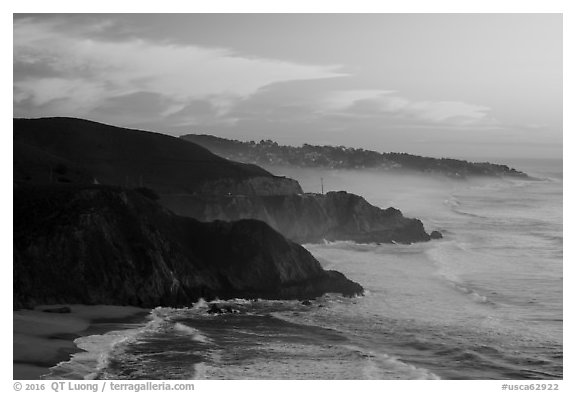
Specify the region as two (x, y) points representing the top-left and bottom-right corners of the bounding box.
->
(4, 2), (572, 392)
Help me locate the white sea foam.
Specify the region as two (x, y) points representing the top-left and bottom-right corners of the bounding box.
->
(192, 362), (207, 379)
(424, 240), (495, 305)
(444, 195), (461, 208)
(45, 325), (143, 380)
(45, 307), (213, 380)
(173, 323), (213, 344)
(341, 344), (441, 380)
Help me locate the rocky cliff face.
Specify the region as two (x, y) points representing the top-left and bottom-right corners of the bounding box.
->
(14, 185), (363, 310)
(161, 191), (434, 244)
(194, 176), (303, 196)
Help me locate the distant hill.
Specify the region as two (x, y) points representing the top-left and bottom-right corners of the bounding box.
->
(181, 134), (528, 179)
(14, 118), (294, 194)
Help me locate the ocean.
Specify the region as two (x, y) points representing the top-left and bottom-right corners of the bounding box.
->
(45, 160), (563, 380)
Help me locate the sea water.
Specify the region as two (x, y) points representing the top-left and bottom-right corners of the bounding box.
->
(46, 160), (562, 380)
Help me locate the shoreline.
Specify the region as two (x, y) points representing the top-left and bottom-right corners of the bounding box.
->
(13, 304), (150, 380)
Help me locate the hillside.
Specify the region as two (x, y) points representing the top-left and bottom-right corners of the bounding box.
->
(13, 118), (300, 194)
(181, 134), (528, 179)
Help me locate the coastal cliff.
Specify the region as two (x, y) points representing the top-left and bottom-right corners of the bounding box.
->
(161, 190), (435, 244)
(14, 185), (363, 310)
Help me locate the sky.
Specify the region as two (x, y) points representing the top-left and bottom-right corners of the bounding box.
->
(13, 13), (562, 161)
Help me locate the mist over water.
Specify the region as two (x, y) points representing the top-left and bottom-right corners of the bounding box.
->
(47, 160), (562, 380)
(258, 161), (562, 379)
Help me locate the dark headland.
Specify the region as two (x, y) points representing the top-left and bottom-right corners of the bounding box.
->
(181, 134), (528, 179)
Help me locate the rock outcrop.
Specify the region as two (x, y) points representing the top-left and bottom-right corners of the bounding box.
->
(13, 185), (363, 310)
(161, 191), (433, 244)
(430, 230), (443, 240)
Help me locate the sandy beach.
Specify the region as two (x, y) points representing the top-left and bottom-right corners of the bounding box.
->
(13, 304), (149, 379)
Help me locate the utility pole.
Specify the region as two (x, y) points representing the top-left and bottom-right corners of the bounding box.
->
(321, 177), (324, 195)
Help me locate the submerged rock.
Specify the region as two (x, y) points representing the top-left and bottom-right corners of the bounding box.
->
(430, 230), (443, 240)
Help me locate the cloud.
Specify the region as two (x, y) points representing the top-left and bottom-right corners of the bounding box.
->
(405, 100), (495, 125)
(319, 89), (396, 111)
(13, 17), (345, 125)
(13, 16), (504, 133)
(318, 89), (499, 128)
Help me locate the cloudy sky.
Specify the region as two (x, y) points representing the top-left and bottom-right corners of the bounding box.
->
(13, 14), (562, 160)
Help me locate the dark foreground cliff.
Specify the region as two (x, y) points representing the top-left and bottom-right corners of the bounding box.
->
(14, 185), (363, 310)
(161, 190), (438, 244)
